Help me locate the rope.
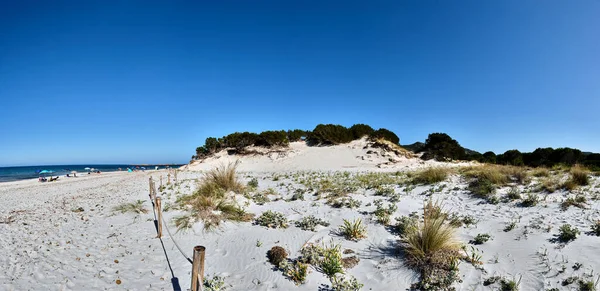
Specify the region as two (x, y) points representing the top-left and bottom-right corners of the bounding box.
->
(161, 209), (193, 264)
(148, 178), (193, 265)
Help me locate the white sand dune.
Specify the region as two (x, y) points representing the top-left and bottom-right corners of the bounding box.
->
(1, 144), (599, 290)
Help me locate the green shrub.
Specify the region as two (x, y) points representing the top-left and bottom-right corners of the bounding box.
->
(395, 215), (418, 235)
(295, 215), (330, 231)
(307, 124), (354, 145)
(339, 218), (367, 241)
(369, 128), (400, 145)
(578, 278), (600, 291)
(507, 187), (521, 200)
(267, 246), (288, 266)
(255, 211), (288, 228)
(222, 132), (260, 149)
(287, 129), (309, 142)
(373, 203), (397, 225)
(421, 133), (465, 161)
(558, 224), (580, 243)
(257, 130), (289, 147)
(349, 124), (374, 139)
(299, 244), (325, 265)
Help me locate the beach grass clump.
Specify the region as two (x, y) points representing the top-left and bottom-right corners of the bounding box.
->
(247, 177), (259, 188)
(330, 274), (364, 291)
(113, 200), (148, 214)
(320, 242), (344, 277)
(539, 177), (560, 193)
(448, 213), (477, 228)
(394, 215), (419, 235)
(531, 167), (550, 177)
(467, 178), (496, 199)
(561, 196), (587, 211)
(590, 221), (600, 236)
(202, 162), (245, 194)
(410, 167), (450, 185)
(255, 210), (288, 228)
(267, 246), (288, 266)
(355, 172), (404, 189)
(563, 165), (590, 191)
(558, 224), (580, 243)
(295, 215), (330, 231)
(250, 192), (270, 205)
(339, 218), (367, 241)
(401, 200), (462, 289)
(174, 163), (252, 231)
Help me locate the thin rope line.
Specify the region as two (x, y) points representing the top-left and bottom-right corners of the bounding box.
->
(161, 209), (193, 264)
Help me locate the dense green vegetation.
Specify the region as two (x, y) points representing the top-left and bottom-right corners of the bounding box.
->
(193, 124), (599, 170)
(194, 123), (400, 159)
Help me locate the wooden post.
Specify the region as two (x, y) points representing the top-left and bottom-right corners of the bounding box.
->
(155, 197), (162, 238)
(149, 177), (155, 200)
(167, 173), (171, 185)
(191, 246), (206, 291)
(174, 170), (177, 182)
(160, 176), (163, 188)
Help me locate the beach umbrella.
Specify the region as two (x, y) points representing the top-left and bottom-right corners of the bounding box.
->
(39, 170), (53, 174)
(84, 167), (91, 170)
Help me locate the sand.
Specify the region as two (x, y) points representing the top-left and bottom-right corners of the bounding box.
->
(2, 141), (599, 290)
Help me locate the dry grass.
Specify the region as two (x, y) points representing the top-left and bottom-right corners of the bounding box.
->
(461, 165), (529, 185)
(539, 177), (560, 193)
(113, 200), (148, 214)
(411, 167), (451, 185)
(570, 165), (590, 186)
(174, 162), (252, 231)
(370, 138), (417, 159)
(531, 167), (550, 177)
(401, 200), (461, 272)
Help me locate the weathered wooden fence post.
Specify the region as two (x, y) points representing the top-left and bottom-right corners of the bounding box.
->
(155, 197), (162, 238)
(160, 175), (163, 188)
(191, 246), (206, 291)
(167, 173), (171, 185)
(149, 177), (153, 198)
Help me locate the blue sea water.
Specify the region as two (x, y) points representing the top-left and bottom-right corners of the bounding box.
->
(0, 164), (183, 183)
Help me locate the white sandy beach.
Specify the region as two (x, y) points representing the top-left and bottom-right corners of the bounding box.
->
(1, 140), (599, 291)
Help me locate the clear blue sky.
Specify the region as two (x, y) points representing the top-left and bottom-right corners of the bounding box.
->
(1, 1), (599, 166)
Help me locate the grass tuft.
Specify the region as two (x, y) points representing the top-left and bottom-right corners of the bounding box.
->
(113, 200), (148, 214)
(411, 167), (450, 185)
(339, 218), (367, 241)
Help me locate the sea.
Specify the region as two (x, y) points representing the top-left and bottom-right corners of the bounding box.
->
(0, 164), (184, 183)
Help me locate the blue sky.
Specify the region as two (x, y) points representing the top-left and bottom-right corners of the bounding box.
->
(1, 1), (599, 166)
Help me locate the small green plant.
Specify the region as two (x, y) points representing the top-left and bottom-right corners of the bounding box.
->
(255, 210), (288, 228)
(562, 276), (579, 286)
(591, 220), (600, 236)
(468, 178), (495, 198)
(247, 177), (259, 188)
(500, 276), (522, 291)
(279, 260), (309, 285)
(320, 241), (344, 277)
(470, 233), (491, 245)
(299, 243), (324, 265)
(448, 213), (476, 228)
(561, 196), (587, 210)
(483, 276), (501, 286)
(504, 221), (517, 232)
(373, 203), (397, 225)
(251, 192), (270, 205)
(294, 215), (330, 231)
(113, 200), (148, 214)
(557, 224), (580, 243)
(330, 274), (364, 291)
(267, 246), (288, 266)
(256, 240), (262, 247)
(203, 275), (227, 291)
(374, 185), (395, 196)
(507, 187), (521, 200)
(394, 215), (418, 235)
(578, 277), (600, 291)
(339, 218), (367, 241)
(520, 193), (539, 207)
